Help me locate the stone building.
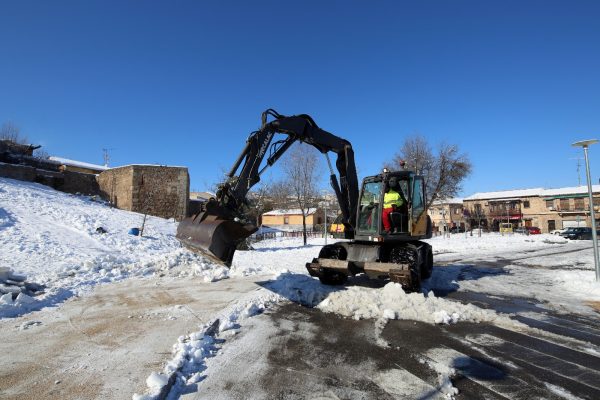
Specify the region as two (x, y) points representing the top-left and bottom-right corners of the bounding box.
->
(463, 185), (600, 233)
(428, 198), (464, 233)
(98, 165), (189, 220)
(261, 208), (324, 231)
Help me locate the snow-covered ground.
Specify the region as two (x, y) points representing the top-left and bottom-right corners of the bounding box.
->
(0, 178), (228, 318)
(3, 177), (600, 399)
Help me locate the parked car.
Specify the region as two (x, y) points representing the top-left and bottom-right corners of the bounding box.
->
(526, 226), (541, 235)
(561, 227), (592, 240)
(449, 226), (465, 233)
(550, 228), (567, 235)
(514, 227), (529, 235)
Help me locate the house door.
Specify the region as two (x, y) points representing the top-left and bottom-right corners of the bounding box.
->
(548, 220), (555, 232)
(524, 220), (532, 227)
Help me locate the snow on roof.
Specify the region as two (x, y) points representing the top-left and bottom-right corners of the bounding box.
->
(432, 197), (463, 205)
(49, 156), (109, 171)
(464, 188), (544, 201)
(190, 191), (215, 200)
(464, 185), (600, 201)
(263, 208), (318, 216)
(542, 185), (600, 197)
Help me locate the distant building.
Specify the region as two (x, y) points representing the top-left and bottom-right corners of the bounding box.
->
(190, 191), (215, 202)
(49, 156), (109, 175)
(463, 185), (600, 233)
(261, 208), (325, 231)
(97, 165), (189, 221)
(428, 198), (464, 233)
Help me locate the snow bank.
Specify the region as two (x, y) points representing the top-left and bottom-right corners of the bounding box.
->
(263, 272), (516, 327)
(134, 288), (282, 400)
(0, 178), (227, 318)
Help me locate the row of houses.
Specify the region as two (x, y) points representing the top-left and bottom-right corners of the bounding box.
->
(430, 185), (600, 233)
(250, 185), (600, 234)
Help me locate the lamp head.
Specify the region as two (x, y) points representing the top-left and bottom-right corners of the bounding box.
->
(572, 139), (599, 148)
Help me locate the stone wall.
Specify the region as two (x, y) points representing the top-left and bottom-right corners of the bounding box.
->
(0, 163), (36, 182)
(0, 162), (100, 195)
(98, 165), (189, 221)
(97, 166), (134, 210)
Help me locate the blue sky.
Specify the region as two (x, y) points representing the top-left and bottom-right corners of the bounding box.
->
(1, 0), (599, 195)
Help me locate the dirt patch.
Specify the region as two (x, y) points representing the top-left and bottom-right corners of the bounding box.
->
(586, 301), (600, 313)
(0, 275), (261, 400)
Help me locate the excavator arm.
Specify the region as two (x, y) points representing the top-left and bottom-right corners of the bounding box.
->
(176, 109), (359, 266)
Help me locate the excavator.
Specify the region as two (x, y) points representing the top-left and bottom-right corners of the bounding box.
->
(176, 109), (433, 290)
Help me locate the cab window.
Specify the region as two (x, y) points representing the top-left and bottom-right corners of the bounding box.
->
(358, 181), (381, 233)
(411, 177), (425, 218)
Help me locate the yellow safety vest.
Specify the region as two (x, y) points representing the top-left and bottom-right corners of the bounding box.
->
(384, 189), (404, 208)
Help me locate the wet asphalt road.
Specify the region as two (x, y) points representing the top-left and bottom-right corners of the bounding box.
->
(184, 269), (600, 400)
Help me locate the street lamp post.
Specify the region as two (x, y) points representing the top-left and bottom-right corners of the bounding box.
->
(507, 201), (510, 232)
(323, 198), (328, 245)
(320, 191), (328, 245)
(572, 139), (600, 282)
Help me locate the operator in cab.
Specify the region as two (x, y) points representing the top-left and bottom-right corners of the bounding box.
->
(382, 176), (406, 234)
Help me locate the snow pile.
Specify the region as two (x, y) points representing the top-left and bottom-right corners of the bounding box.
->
(262, 272), (514, 326)
(318, 283), (511, 325)
(0, 178), (226, 318)
(134, 289), (282, 400)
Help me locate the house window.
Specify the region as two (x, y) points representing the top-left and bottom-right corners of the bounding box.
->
(284, 216), (289, 224)
(560, 199), (570, 211)
(455, 208), (460, 215)
(594, 197), (600, 206)
(546, 200), (554, 209)
(574, 198), (584, 211)
(523, 201), (530, 208)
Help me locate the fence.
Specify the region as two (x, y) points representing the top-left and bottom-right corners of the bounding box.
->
(251, 229), (324, 243)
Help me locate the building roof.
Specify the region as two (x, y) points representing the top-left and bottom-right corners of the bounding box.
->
(431, 197), (463, 206)
(464, 185), (600, 201)
(49, 156), (109, 172)
(543, 185), (600, 197)
(263, 208), (318, 216)
(190, 191), (215, 201)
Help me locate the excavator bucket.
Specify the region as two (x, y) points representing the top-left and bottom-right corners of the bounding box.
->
(176, 213), (257, 267)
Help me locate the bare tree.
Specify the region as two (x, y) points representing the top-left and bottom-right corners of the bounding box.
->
(245, 183), (273, 227)
(389, 135), (472, 209)
(281, 143), (321, 245)
(267, 180), (292, 209)
(33, 149), (49, 160)
(467, 203), (487, 237)
(0, 121), (28, 144)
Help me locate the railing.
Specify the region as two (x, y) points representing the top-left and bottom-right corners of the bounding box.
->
(250, 229), (324, 243)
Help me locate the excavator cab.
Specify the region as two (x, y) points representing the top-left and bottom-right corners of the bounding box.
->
(355, 171), (430, 242)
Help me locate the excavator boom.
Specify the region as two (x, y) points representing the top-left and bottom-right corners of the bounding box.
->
(177, 109), (359, 266)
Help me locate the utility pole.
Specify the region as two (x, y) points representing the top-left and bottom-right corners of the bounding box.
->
(570, 157), (584, 186)
(102, 148), (114, 167)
